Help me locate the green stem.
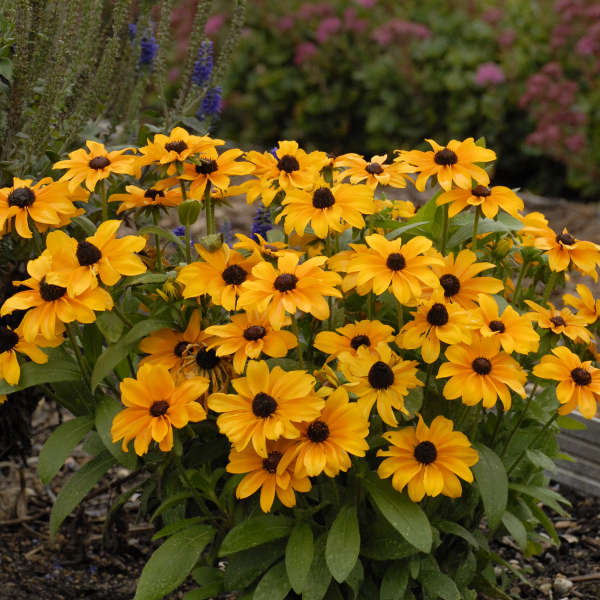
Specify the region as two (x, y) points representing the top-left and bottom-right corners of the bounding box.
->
(440, 203), (449, 254)
(290, 314), (304, 369)
(204, 183), (215, 236)
(179, 180), (192, 263)
(512, 259), (529, 305)
(500, 383), (538, 458)
(111, 301), (134, 327)
(367, 292), (374, 320)
(101, 179), (108, 222)
(488, 405), (504, 448)
(152, 210), (164, 272)
(541, 271), (558, 306)
(471, 207), (481, 251)
(66, 323), (90, 384)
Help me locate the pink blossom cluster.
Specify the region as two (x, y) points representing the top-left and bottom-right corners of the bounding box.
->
(371, 19), (431, 46)
(474, 62), (505, 86)
(551, 0), (600, 51)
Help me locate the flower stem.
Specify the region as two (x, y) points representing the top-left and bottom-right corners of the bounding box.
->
(179, 181), (191, 263)
(512, 259), (529, 305)
(500, 383), (538, 458)
(204, 183), (215, 236)
(542, 271), (558, 306)
(66, 323), (90, 385)
(471, 207), (481, 251)
(152, 210), (164, 272)
(440, 204), (449, 254)
(101, 179), (108, 222)
(290, 314), (304, 369)
(111, 303), (134, 328)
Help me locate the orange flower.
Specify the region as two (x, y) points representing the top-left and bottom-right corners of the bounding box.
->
(436, 184), (523, 219)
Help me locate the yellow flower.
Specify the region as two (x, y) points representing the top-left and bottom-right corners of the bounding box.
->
(563, 283), (600, 324)
(391, 200), (416, 220)
(437, 334), (526, 410)
(233, 233), (294, 260)
(205, 311), (297, 373)
(227, 439), (311, 512)
(177, 244), (260, 311)
(429, 249), (503, 309)
(314, 319), (395, 363)
(0, 254), (113, 342)
(108, 182), (184, 214)
(398, 292), (476, 363)
(340, 343), (423, 426)
(0, 177), (86, 239)
(346, 234), (442, 304)
(334, 153), (413, 189)
(533, 346), (600, 419)
(276, 181), (374, 239)
(111, 364), (208, 455)
(436, 184), (523, 219)
(208, 360), (324, 457)
(525, 300), (591, 343)
(279, 387), (370, 477)
(399, 138), (496, 192)
(53, 140), (136, 192)
(377, 415), (479, 502)
(474, 293), (539, 354)
(238, 252), (342, 328)
(43, 220), (147, 296)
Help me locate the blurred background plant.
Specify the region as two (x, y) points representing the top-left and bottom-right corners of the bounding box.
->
(185, 0), (600, 200)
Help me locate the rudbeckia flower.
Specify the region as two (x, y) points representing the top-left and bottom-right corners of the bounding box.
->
(233, 233), (293, 260)
(525, 300), (591, 343)
(207, 360), (323, 457)
(563, 284), (600, 324)
(238, 252), (342, 328)
(334, 153), (414, 189)
(340, 343), (423, 426)
(347, 234), (442, 304)
(111, 364), (209, 455)
(429, 249), (503, 309)
(377, 415), (479, 502)
(398, 138), (496, 192)
(0, 177), (86, 239)
(276, 181), (374, 239)
(205, 311), (297, 373)
(177, 244), (260, 311)
(437, 334), (526, 410)
(108, 182), (184, 214)
(533, 346), (600, 419)
(474, 293), (539, 354)
(53, 140), (136, 192)
(398, 292), (476, 363)
(0, 255), (113, 342)
(226, 439), (311, 513)
(314, 319), (395, 363)
(43, 220), (147, 296)
(279, 387), (370, 477)
(436, 184), (523, 219)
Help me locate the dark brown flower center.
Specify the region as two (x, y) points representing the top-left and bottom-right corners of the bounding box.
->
(76, 241), (102, 266)
(307, 420), (330, 443)
(262, 451), (282, 473)
(221, 264), (247, 286)
(174, 341), (189, 357)
(472, 357), (492, 375)
(252, 392), (278, 418)
(489, 319), (505, 333)
(0, 325), (19, 354)
(144, 188), (165, 200)
(274, 273), (298, 292)
(243, 325), (267, 341)
(165, 141), (188, 154)
(556, 232), (575, 246)
(471, 185), (491, 197)
(7, 186), (35, 208)
(39, 277), (67, 302)
(368, 361), (394, 389)
(550, 316), (566, 328)
(277, 154), (300, 173)
(312, 187), (335, 209)
(350, 334), (370, 350)
(414, 441), (437, 464)
(434, 148), (458, 166)
(89, 156), (111, 170)
(440, 273), (461, 297)
(426, 303), (449, 326)
(195, 347), (220, 370)
(150, 400), (169, 417)
(571, 367), (592, 386)
(365, 161), (384, 174)
(386, 252), (406, 271)
(195, 159), (218, 174)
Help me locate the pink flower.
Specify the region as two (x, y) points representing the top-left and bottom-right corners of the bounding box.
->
(294, 41), (318, 65)
(576, 35), (597, 55)
(565, 134), (586, 152)
(205, 14), (226, 36)
(316, 16), (341, 44)
(497, 29), (516, 48)
(355, 0), (377, 6)
(474, 62), (506, 86)
(482, 7), (503, 24)
(276, 16), (295, 31)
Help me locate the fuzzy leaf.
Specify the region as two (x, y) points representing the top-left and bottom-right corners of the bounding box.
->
(472, 443), (508, 530)
(286, 522), (314, 593)
(254, 561), (291, 600)
(325, 504), (360, 583)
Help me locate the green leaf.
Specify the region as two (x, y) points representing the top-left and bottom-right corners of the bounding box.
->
(509, 483), (570, 515)
(139, 225), (186, 251)
(254, 560), (291, 600)
(38, 416), (94, 484)
(385, 221), (429, 240)
(434, 520), (479, 548)
(557, 415), (587, 430)
(420, 563), (460, 600)
(150, 491), (193, 522)
(71, 215), (97, 235)
(302, 536), (331, 600)
(223, 540), (286, 591)
(0, 359), (80, 394)
(326, 504), (360, 583)
(219, 515), (293, 556)
(185, 566), (224, 600)
(345, 559), (364, 599)
(472, 443), (507, 530)
(134, 525), (214, 600)
(124, 272), (171, 287)
(153, 517), (208, 541)
(362, 472), (432, 553)
(91, 319), (172, 390)
(49, 450), (114, 541)
(501, 511), (528, 550)
(446, 212), (522, 248)
(525, 449), (557, 473)
(95, 396), (137, 469)
(527, 501), (559, 546)
(286, 522), (314, 593)
(95, 311), (124, 343)
(380, 561), (409, 600)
